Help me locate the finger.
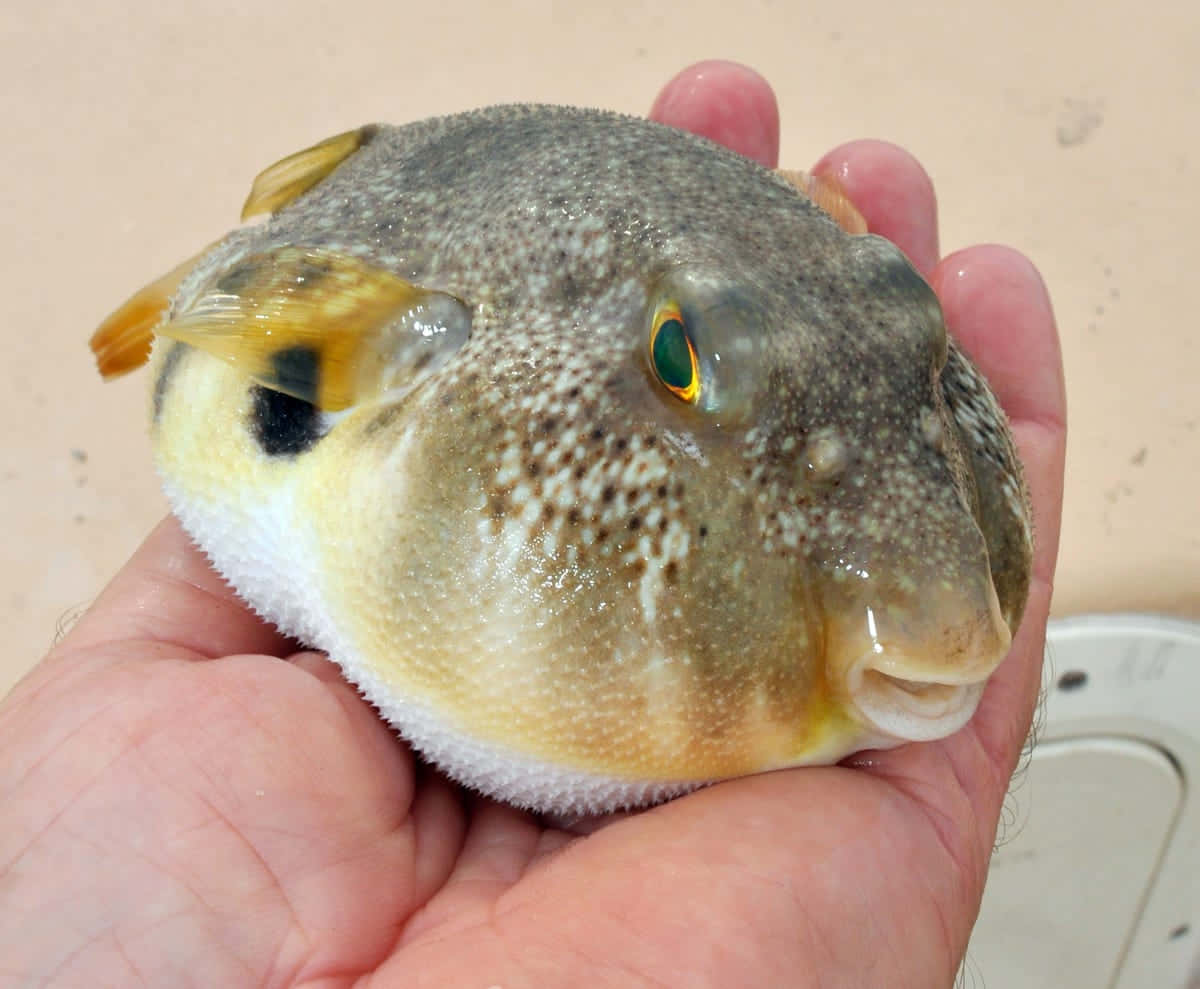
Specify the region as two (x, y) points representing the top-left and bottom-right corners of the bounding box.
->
(812, 140), (940, 276)
(649, 60), (780, 167)
(55, 515), (293, 661)
(406, 766), (470, 908)
(397, 797), (542, 945)
(449, 799), (543, 888)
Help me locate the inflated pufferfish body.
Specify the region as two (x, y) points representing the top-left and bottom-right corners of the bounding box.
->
(92, 106), (1032, 814)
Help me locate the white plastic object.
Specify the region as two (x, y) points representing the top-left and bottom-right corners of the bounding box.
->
(967, 614), (1200, 988)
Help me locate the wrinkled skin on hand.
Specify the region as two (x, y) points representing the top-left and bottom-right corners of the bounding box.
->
(0, 60), (1064, 988)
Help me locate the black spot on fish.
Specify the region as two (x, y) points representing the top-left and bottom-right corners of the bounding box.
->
(152, 342), (187, 422)
(250, 385), (323, 456)
(269, 346), (321, 406)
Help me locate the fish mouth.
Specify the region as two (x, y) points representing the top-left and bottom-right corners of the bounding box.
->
(845, 660), (990, 741)
(837, 586), (1013, 743)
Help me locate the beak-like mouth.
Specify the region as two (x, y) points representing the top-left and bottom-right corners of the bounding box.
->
(846, 660), (991, 741)
(837, 583), (1013, 743)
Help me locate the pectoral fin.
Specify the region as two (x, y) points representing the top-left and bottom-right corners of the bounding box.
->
(158, 247), (471, 411)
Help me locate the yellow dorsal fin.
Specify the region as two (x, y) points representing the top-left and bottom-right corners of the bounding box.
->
(778, 169), (869, 235)
(158, 247), (470, 411)
(241, 126), (377, 221)
(89, 248), (212, 379)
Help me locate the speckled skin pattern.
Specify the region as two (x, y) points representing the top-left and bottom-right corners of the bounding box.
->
(149, 105), (1032, 813)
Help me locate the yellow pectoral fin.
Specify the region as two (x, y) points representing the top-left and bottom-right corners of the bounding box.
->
(89, 247), (217, 379)
(241, 126), (377, 221)
(778, 169), (869, 235)
(159, 247), (471, 412)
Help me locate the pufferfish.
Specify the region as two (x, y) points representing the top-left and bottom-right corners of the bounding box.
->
(90, 105), (1032, 814)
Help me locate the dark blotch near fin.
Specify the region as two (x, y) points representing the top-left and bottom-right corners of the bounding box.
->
(270, 345), (321, 405)
(152, 342), (186, 422)
(250, 385), (323, 457)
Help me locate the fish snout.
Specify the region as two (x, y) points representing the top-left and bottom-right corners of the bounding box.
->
(830, 570), (1013, 743)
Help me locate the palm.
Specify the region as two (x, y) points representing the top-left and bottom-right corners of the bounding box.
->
(0, 63), (1064, 989)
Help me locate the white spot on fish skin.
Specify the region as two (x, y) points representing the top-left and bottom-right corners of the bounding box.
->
(551, 470), (577, 509)
(619, 444), (668, 489)
(636, 548), (659, 624)
(510, 482), (533, 507)
(496, 447), (523, 486)
(519, 497), (543, 528)
(741, 426), (768, 463)
(776, 509), (809, 549)
(629, 514), (690, 629)
(526, 271), (551, 297)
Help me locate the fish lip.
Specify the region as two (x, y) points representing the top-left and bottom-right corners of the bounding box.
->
(844, 656), (991, 742)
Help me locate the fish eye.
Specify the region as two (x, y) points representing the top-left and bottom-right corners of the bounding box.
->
(649, 303), (700, 403)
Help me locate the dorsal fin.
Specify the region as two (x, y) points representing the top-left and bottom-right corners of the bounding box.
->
(241, 126), (377, 221)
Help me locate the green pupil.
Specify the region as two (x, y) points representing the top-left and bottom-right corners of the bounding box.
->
(652, 319), (694, 390)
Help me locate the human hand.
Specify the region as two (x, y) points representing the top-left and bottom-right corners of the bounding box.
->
(0, 61), (1065, 988)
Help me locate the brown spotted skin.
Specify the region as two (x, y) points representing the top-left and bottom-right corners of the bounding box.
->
(148, 105), (1032, 813)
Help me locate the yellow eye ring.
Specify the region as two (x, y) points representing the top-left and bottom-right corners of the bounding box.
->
(649, 304), (700, 403)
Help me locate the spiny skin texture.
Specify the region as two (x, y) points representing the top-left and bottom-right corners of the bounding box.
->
(148, 105), (1032, 813)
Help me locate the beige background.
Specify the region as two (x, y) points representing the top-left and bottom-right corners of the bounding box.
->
(2, 0), (1197, 696)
